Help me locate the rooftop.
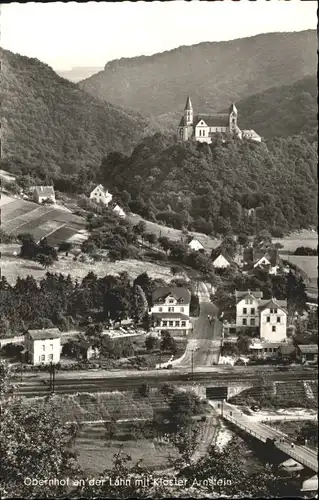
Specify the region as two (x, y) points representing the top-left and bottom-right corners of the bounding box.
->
(152, 312), (190, 320)
(194, 114), (229, 128)
(26, 328), (61, 341)
(34, 186), (55, 197)
(297, 344), (318, 354)
(152, 287), (191, 304)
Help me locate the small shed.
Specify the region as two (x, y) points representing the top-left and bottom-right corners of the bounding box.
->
(296, 344), (318, 364)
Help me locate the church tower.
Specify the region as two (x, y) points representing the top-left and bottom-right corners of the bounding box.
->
(184, 95), (193, 126)
(229, 102), (238, 134)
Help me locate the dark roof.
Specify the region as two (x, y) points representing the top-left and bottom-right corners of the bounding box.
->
(229, 103), (237, 114)
(194, 114), (229, 127)
(184, 95), (193, 111)
(279, 344), (296, 355)
(178, 116), (186, 127)
(235, 290), (263, 301)
(26, 328), (61, 341)
(298, 344), (318, 354)
(34, 186), (55, 197)
(152, 287), (191, 304)
(259, 299), (287, 311)
(152, 312), (190, 320)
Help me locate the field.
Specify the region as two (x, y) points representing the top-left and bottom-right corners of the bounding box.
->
(0, 248), (174, 284)
(274, 230), (318, 252)
(0, 195), (86, 245)
(281, 255), (318, 280)
(128, 213), (220, 252)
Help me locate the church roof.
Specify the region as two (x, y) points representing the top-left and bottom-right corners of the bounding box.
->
(229, 103), (237, 114)
(184, 95), (193, 111)
(194, 114), (229, 127)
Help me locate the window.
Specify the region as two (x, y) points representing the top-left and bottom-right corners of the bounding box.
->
(277, 317), (281, 323)
(42, 345), (45, 351)
(251, 308), (255, 315)
(243, 308), (247, 315)
(41, 355), (45, 361)
(250, 318), (255, 326)
(245, 298), (253, 305)
(169, 321), (174, 327)
(180, 298), (184, 303)
(202, 129), (205, 136)
(180, 307), (184, 312)
(274, 309), (278, 314)
(50, 344), (53, 349)
(181, 321), (186, 327)
(175, 321), (180, 327)
(242, 319), (247, 326)
(162, 321), (167, 327)
(267, 316), (270, 322)
(49, 354), (53, 360)
(168, 307), (174, 312)
(169, 299), (174, 303)
(158, 307), (163, 312)
(199, 130), (201, 137)
(272, 326), (276, 332)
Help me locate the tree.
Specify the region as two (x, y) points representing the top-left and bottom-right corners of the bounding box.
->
(1, 362), (81, 498)
(36, 253), (54, 268)
(161, 330), (177, 353)
(131, 285), (148, 324)
(138, 382), (150, 397)
(133, 221), (146, 238)
(18, 233), (38, 260)
(145, 335), (159, 351)
(58, 241), (73, 256)
(170, 265), (183, 277)
(168, 391), (202, 430)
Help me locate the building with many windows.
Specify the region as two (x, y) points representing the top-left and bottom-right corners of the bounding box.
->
(150, 287), (192, 337)
(24, 328), (61, 365)
(235, 290), (287, 342)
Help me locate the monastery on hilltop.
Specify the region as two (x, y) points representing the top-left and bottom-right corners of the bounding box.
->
(178, 95), (261, 143)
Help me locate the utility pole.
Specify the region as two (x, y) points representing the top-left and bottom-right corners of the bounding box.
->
(52, 363), (56, 393)
(49, 362), (53, 393)
(221, 399), (224, 418)
(191, 350), (194, 381)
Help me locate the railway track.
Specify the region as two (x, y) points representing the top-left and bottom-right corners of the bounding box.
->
(14, 369), (317, 398)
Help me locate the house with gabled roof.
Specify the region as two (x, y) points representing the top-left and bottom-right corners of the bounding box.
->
(150, 287), (192, 336)
(188, 238), (204, 252)
(33, 186), (56, 204)
(259, 298), (288, 342)
(296, 344), (318, 364)
(90, 184), (113, 206)
(243, 247), (281, 275)
(235, 290), (263, 330)
(24, 328), (61, 365)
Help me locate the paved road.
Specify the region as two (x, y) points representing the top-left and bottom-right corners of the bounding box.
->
(221, 402), (318, 473)
(173, 282), (222, 369)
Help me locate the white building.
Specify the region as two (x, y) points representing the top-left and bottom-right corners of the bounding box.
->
(235, 290), (263, 329)
(113, 204), (126, 219)
(89, 184), (113, 205)
(242, 130), (262, 142)
(259, 299), (288, 342)
(33, 186), (56, 204)
(24, 328), (61, 365)
(150, 287), (192, 337)
(188, 238), (204, 251)
(212, 253), (231, 269)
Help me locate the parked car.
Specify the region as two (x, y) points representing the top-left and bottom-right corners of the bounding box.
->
(251, 405), (260, 412)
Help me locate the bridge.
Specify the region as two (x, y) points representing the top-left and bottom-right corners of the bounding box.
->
(222, 402), (318, 473)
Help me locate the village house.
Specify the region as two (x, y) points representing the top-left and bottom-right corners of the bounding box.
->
(243, 247), (281, 275)
(296, 344), (318, 364)
(212, 253), (231, 269)
(33, 186), (56, 204)
(188, 238), (204, 251)
(89, 184), (113, 205)
(178, 95), (261, 144)
(259, 298), (288, 342)
(24, 328), (61, 365)
(248, 341), (288, 359)
(150, 287), (192, 337)
(78, 340), (100, 360)
(235, 290), (288, 342)
(113, 204), (126, 219)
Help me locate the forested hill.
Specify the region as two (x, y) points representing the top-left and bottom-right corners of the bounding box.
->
(0, 48), (152, 179)
(99, 133), (318, 236)
(234, 75), (317, 141)
(80, 30), (316, 119)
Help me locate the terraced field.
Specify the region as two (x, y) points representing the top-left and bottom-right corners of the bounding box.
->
(0, 195), (86, 245)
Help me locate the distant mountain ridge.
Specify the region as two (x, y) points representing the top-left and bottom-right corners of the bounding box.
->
(80, 30), (317, 120)
(0, 48), (152, 179)
(56, 66), (104, 82)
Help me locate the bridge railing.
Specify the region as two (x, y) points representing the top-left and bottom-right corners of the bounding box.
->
(224, 414), (267, 442)
(275, 443), (318, 472)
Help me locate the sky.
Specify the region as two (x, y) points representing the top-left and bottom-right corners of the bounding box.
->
(0, 1), (317, 71)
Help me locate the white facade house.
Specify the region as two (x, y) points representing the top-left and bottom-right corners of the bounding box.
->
(253, 255), (271, 268)
(259, 299), (287, 343)
(24, 328), (61, 365)
(150, 287), (192, 337)
(90, 185), (113, 205)
(235, 290), (263, 329)
(33, 186), (56, 204)
(242, 130), (262, 143)
(212, 254), (231, 269)
(188, 238), (204, 251)
(113, 204), (126, 219)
